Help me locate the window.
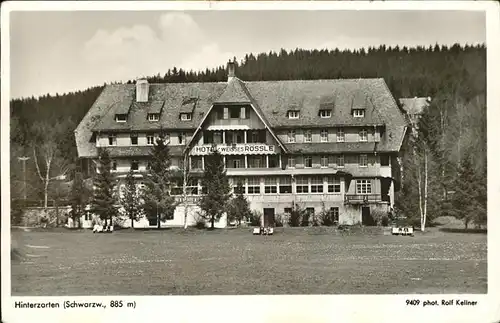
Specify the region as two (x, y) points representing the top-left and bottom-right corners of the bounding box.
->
(304, 130), (312, 143)
(265, 177), (277, 194)
(356, 180), (372, 194)
(147, 135), (154, 145)
(111, 161), (117, 171)
(288, 110), (299, 119)
(170, 179), (183, 195)
(380, 154), (390, 166)
(268, 155), (279, 168)
(215, 108), (224, 120)
(131, 161), (139, 171)
(178, 133), (185, 145)
(279, 177), (292, 194)
(186, 179), (199, 195)
(288, 156), (296, 168)
(359, 154), (368, 167)
(327, 177), (341, 193)
(320, 129), (328, 142)
(148, 113), (159, 121)
(248, 156), (265, 168)
(321, 156), (329, 168)
(337, 128), (345, 142)
(353, 109), (365, 118)
(213, 131), (222, 144)
(240, 107), (247, 119)
(284, 207), (292, 214)
(328, 155), (335, 166)
(311, 177), (323, 193)
(359, 128), (368, 142)
(247, 177), (260, 194)
(108, 134), (116, 146)
(287, 130), (296, 143)
(180, 113), (192, 121)
(230, 108), (240, 119)
(330, 207), (339, 223)
(115, 114), (127, 122)
(304, 156), (312, 168)
(320, 110), (331, 118)
(191, 156), (203, 170)
(232, 178), (245, 194)
(296, 177), (309, 194)
(130, 134), (138, 145)
(227, 156), (245, 169)
(337, 155), (345, 168)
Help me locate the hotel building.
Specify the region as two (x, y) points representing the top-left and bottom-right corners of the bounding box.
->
(75, 62), (408, 228)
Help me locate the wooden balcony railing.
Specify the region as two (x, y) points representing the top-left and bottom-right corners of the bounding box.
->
(344, 194), (382, 204)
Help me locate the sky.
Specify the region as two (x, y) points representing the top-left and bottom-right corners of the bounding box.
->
(9, 10), (485, 99)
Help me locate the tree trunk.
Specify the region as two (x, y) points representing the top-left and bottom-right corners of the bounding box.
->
(423, 149), (428, 231)
(418, 156), (424, 232)
(183, 154), (189, 229)
(211, 215), (215, 229)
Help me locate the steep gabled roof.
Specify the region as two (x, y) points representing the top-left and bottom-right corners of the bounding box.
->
(76, 77), (407, 158)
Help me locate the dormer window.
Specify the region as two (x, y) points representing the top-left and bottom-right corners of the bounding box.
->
(115, 114), (127, 122)
(180, 113), (192, 121)
(319, 110), (332, 118)
(288, 110), (300, 119)
(353, 109), (365, 118)
(148, 113), (160, 121)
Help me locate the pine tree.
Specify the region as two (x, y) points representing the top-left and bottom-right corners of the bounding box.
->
(142, 132), (178, 228)
(70, 169), (89, 228)
(91, 148), (117, 227)
(121, 169), (142, 228)
(199, 146), (231, 229)
(227, 181), (251, 226)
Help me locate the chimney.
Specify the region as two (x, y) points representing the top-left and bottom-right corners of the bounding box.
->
(136, 79), (149, 102)
(227, 60), (235, 83)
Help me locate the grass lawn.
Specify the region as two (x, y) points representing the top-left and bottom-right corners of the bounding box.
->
(11, 227), (487, 295)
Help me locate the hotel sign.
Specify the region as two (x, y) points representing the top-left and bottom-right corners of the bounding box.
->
(191, 144), (276, 155)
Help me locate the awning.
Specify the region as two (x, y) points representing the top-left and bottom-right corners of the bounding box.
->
(206, 125), (251, 131)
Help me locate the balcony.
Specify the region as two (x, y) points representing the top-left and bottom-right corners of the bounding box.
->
(344, 194), (382, 204)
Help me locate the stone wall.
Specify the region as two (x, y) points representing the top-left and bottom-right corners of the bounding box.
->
(19, 206), (72, 227)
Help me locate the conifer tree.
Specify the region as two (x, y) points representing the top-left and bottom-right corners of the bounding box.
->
(199, 146), (231, 229)
(227, 181), (251, 226)
(70, 169), (89, 228)
(91, 148), (117, 226)
(142, 132), (178, 228)
(121, 169), (143, 228)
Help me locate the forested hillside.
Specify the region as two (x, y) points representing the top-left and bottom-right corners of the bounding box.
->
(10, 43), (486, 227)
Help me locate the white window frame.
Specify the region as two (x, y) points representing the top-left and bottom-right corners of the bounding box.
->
(353, 109), (365, 118)
(108, 134), (117, 146)
(320, 129), (328, 142)
(148, 113), (159, 122)
(264, 177), (278, 194)
(247, 177), (261, 194)
(337, 155), (345, 168)
(320, 110), (331, 118)
(327, 177), (341, 193)
(304, 156), (313, 168)
(115, 114), (127, 123)
(320, 156), (329, 168)
(146, 135), (154, 145)
(359, 154), (368, 167)
(288, 156), (296, 168)
(304, 130), (312, 143)
(359, 128), (368, 142)
(337, 128), (345, 142)
(279, 177), (292, 194)
(356, 179), (372, 194)
(288, 130), (296, 143)
(180, 113), (192, 121)
(296, 177), (309, 194)
(288, 110), (300, 119)
(310, 176), (324, 193)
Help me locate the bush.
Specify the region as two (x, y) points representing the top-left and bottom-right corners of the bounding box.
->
(320, 211), (335, 226)
(249, 211), (262, 226)
(301, 213), (309, 227)
(274, 214), (284, 227)
(288, 209), (302, 227)
(193, 213), (206, 229)
(371, 208), (387, 226)
(381, 215), (389, 227)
